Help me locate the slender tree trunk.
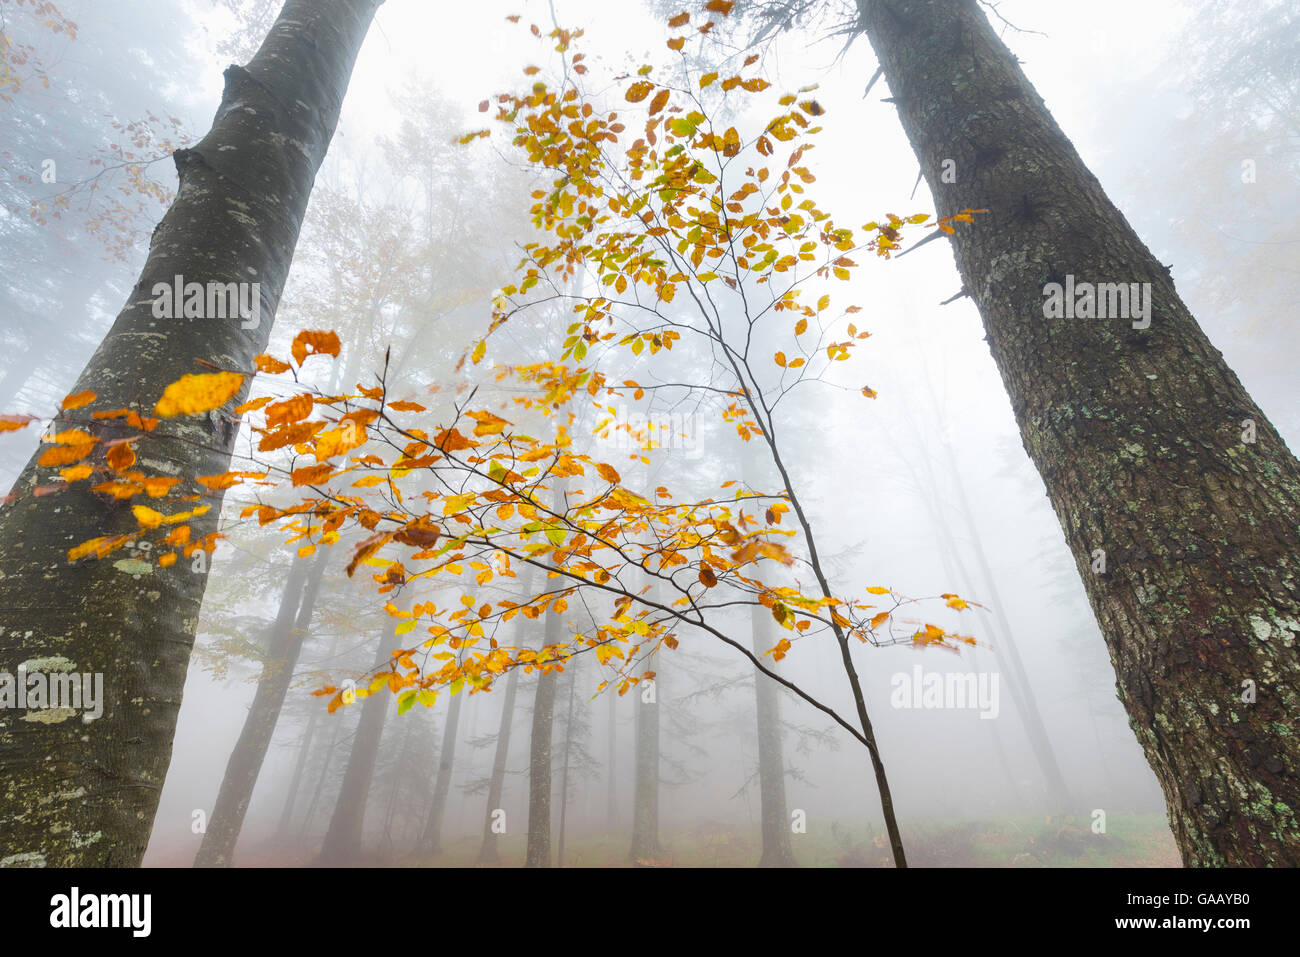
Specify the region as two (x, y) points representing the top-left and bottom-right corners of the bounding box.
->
(628, 664), (661, 862)
(476, 662), (521, 864)
(606, 684), (617, 830)
(751, 609), (797, 867)
(318, 624), (401, 865)
(897, 360), (1071, 810)
(556, 658), (578, 867)
(419, 686), (463, 858)
(194, 551), (327, 866)
(0, 0), (379, 867)
(279, 697), (322, 834)
(300, 702), (349, 840)
(857, 0), (1300, 864)
(524, 611), (562, 868)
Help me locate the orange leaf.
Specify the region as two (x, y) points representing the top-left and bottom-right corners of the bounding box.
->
(265, 393), (313, 428)
(596, 463), (620, 484)
(0, 414), (38, 432)
(61, 390), (96, 411)
(254, 354), (291, 374)
(291, 464), (333, 487)
(37, 442), (95, 467)
(625, 80), (655, 103)
(106, 443), (136, 472)
(290, 330), (341, 366)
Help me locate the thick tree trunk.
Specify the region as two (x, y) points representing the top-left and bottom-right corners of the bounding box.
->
(194, 551), (327, 866)
(318, 625), (401, 865)
(857, 0), (1300, 864)
(419, 686), (463, 858)
(751, 610), (797, 867)
(0, 0), (379, 867)
(628, 665), (660, 862)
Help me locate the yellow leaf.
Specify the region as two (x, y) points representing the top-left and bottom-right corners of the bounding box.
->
(154, 372), (244, 418)
(133, 505), (164, 529)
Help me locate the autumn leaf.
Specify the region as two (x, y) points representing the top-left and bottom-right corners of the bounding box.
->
(254, 354), (291, 374)
(132, 504), (164, 529)
(625, 80), (654, 103)
(154, 371), (244, 418)
(106, 442), (136, 472)
(265, 393), (314, 428)
(61, 390), (96, 411)
(596, 462), (621, 484)
(290, 329), (341, 366)
(291, 464), (333, 487)
(0, 413), (38, 432)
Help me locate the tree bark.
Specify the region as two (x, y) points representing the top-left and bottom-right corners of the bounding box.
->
(0, 0), (379, 867)
(751, 610), (797, 867)
(317, 624), (401, 865)
(418, 684), (463, 858)
(556, 658), (578, 867)
(524, 611), (562, 868)
(628, 665), (661, 862)
(476, 660), (520, 865)
(857, 0), (1300, 865)
(194, 551), (327, 866)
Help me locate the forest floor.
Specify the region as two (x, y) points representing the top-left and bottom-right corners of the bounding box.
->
(161, 813), (1179, 866)
(390, 813), (1179, 867)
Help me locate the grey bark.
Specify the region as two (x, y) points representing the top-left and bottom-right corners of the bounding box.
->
(524, 610), (562, 867)
(857, 0), (1300, 864)
(0, 0), (379, 867)
(628, 665), (660, 862)
(751, 610), (797, 867)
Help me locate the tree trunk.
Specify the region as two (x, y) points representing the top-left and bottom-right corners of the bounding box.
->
(857, 0), (1300, 865)
(317, 624), (401, 865)
(476, 660), (521, 865)
(524, 611), (562, 868)
(194, 551), (327, 866)
(628, 664), (661, 862)
(0, 0), (379, 867)
(751, 609), (797, 867)
(556, 657), (578, 867)
(606, 682), (617, 830)
(419, 684), (463, 858)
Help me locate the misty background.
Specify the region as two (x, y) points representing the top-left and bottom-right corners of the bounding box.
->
(1, 0), (1293, 866)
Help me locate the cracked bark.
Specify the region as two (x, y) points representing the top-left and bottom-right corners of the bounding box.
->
(0, 0), (380, 867)
(856, 0), (1300, 865)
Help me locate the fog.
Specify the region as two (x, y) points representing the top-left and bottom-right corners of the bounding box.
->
(1, 0), (1295, 870)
